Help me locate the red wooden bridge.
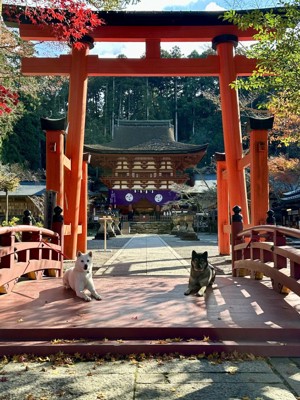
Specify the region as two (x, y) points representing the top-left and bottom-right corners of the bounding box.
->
(0, 225), (63, 295)
(0, 225), (299, 357)
(233, 225), (300, 297)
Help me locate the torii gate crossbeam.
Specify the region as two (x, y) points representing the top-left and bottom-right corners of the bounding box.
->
(21, 54), (257, 77)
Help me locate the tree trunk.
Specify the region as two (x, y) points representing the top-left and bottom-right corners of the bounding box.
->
(5, 189), (8, 223)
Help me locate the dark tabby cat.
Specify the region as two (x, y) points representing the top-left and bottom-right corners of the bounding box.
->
(184, 250), (216, 297)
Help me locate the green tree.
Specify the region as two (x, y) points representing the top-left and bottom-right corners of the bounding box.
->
(0, 24), (34, 140)
(1, 44), (224, 168)
(223, 2), (300, 143)
(0, 77), (68, 169)
(0, 0), (139, 143)
(0, 163), (20, 222)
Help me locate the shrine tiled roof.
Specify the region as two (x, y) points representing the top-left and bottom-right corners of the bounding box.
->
(281, 188), (300, 203)
(84, 120), (208, 155)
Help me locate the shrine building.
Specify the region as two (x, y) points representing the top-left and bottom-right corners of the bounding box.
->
(84, 120), (207, 216)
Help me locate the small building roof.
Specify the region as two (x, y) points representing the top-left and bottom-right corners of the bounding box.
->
(281, 188), (300, 204)
(0, 182), (46, 197)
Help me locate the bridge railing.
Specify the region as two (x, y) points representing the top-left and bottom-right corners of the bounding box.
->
(0, 225), (63, 295)
(232, 220), (300, 296)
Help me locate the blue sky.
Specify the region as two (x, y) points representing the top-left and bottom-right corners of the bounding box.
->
(89, 0), (285, 58)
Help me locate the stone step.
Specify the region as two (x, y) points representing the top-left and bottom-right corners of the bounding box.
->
(2, 326), (299, 342)
(1, 326), (300, 357)
(129, 221), (172, 234)
(1, 338), (300, 357)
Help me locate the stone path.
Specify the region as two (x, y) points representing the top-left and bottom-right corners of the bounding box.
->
(1, 356), (300, 399)
(95, 234), (190, 276)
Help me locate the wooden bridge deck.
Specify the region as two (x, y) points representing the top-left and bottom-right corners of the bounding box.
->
(1, 234), (300, 356)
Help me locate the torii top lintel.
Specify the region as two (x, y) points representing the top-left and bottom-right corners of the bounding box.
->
(17, 10), (258, 42)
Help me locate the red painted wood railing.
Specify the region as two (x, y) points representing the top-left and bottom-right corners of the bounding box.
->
(232, 224), (300, 296)
(0, 225), (63, 295)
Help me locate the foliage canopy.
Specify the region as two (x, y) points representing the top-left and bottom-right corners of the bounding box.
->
(223, 1), (300, 143)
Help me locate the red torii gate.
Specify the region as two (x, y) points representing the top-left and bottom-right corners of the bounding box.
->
(6, 10), (271, 259)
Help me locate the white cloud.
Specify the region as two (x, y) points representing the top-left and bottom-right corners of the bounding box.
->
(91, 41), (211, 59)
(161, 42), (210, 56)
(92, 42), (145, 58)
(205, 2), (225, 11)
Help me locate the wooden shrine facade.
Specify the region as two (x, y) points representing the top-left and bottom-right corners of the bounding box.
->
(3, 7), (278, 258)
(85, 120), (207, 191)
(95, 153), (195, 190)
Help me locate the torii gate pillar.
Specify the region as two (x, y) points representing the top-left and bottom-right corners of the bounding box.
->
(213, 35), (249, 225)
(249, 116), (274, 226)
(41, 117), (67, 211)
(77, 152), (91, 253)
(215, 152), (230, 255)
(64, 39), (93, 260)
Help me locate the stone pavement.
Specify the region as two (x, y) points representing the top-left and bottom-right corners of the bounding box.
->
(2, 233), (300, 399)
(1, 355), (300, 399)
(90, 233), (232, 276)
(94, 234), (191, 276)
